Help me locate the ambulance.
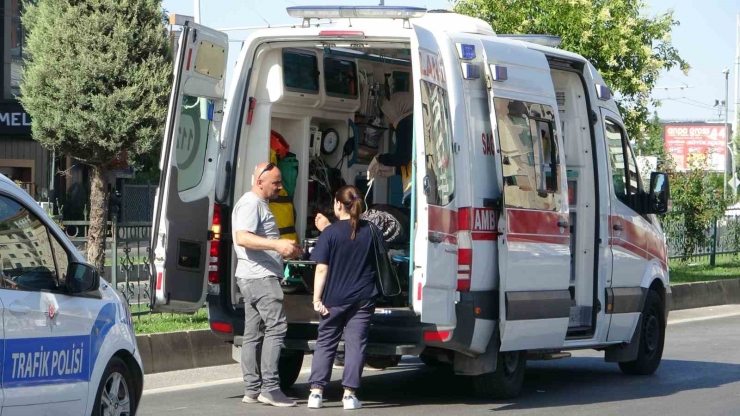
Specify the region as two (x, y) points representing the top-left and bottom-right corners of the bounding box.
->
(0, 174), (143, 415)
(150, 6), (672, 398)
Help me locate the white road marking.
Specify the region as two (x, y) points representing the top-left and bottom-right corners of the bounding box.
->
(143, 368), (312, 396)
(668, 311), (740, 326)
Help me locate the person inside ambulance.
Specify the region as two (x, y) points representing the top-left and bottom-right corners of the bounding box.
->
(368, 91), (413, 206)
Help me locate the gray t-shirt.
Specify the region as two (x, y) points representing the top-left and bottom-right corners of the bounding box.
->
(232, 191), (283, 280)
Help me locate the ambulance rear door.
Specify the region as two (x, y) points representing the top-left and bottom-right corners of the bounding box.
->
(150, 21), (229, 313)
(481, 39), (572, 351)
(410, 22), (458, 330)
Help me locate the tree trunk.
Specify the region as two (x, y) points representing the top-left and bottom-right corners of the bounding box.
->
(87, 164), (108, 276)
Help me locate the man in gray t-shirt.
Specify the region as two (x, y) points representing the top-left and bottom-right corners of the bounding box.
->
(233, 161), (301, 407)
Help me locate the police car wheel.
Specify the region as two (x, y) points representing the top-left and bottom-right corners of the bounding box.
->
(92, 356), (135, 416)
(472, 350), (527, 399)
(619, 290), (665, 376)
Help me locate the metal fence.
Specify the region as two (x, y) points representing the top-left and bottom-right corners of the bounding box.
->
(662, 209), (740, 264)
(62, 216), (152, 315)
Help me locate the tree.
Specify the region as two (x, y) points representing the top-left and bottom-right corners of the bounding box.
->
(20, 0), (172, 274)
(453, 0), (689, 141)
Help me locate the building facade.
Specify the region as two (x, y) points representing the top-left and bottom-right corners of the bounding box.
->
(0, 0), (53, 201)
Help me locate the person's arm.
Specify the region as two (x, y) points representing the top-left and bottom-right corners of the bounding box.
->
(312, 264), (329, 315)
(234, 231), (300, 258)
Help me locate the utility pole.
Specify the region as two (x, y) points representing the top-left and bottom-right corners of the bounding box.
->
(734, 14), (739, 172)
(194, 0), (201, 23)
(724, 68), (734, 198)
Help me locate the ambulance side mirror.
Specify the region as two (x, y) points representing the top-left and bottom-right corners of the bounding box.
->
(66, 262), (100, 294)
(647, 172), (670, 215)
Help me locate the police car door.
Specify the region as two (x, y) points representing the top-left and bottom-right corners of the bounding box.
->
(0, 194), (90, 415)
(410, 23), (458, 329)
(482, 40), (571, 351)
(150, 21), (228, 313)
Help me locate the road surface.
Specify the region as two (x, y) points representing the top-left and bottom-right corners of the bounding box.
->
(138, 305), (740, 416)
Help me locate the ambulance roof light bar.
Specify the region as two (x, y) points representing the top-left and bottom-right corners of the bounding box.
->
(498, 34), (563, 48)
(287, 6), (427, 28)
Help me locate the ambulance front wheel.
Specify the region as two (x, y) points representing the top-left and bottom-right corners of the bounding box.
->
(279, 349), (305, 389)
(92, 356), (137, 416)
(619, 290), (665, 375)
(472, 350), (527, 399)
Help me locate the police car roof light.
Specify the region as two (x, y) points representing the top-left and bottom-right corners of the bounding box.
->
(287, 6), (427, 20)
(499, 34), (563, 48)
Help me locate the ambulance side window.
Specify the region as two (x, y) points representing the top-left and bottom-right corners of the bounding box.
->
(0, 195), (62, 292)
(605, 118), (643, 207)
(494, 98), (562, 211)
(420, 80), (455, 206)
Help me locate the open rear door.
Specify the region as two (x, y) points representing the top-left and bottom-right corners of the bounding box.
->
(410, 22), (458, 331)
(481, 40), (571, 351)
(150, 22), (228, 313)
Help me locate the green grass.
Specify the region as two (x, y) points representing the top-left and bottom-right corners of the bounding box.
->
(130, 306), (209, 335)
(669, 257), (740, 284)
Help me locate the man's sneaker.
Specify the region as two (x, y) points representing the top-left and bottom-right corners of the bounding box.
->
(258, 389), (297, 407)
(241, 393), (259, 404)
(307, 393), (323, 409)
(343, 394), (362, 410)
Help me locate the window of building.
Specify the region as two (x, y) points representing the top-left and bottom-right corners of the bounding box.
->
(9, 0), (27, 97)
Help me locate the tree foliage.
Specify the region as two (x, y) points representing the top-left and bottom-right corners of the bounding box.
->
(20, 0), (172, 272)
(662, 154), (731, 260)
(453, 0), (689, 141)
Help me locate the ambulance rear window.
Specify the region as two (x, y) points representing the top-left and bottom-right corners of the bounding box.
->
(283, 50), (319, 94)
(324, 57), (357, 98)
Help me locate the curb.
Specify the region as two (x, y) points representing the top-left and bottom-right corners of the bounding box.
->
(136, 329), (233, 375)
(670, 278), (740, 311)
(137, 279), (740, 375)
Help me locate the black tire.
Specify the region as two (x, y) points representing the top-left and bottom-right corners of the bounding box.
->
(619, 290), (665, 375)
(279, 350), (304, 389)
(365, 354), (401, 370)
(472, 350), (527, 399)
(419, 354), (449, 368)
(92, 356), (136, 416)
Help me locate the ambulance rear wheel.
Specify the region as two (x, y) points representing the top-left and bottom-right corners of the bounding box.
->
(472, 350), (526, 399)
(619, 290), (665, 376)
(92, 356), (136, 416)
(279, 350), (304, 389)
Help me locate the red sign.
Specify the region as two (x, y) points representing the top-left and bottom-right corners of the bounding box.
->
(664, 124), (728, 171)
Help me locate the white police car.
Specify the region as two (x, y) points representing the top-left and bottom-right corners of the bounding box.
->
(0, 174), (143, 415)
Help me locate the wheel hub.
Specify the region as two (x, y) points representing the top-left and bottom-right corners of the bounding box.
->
(502, 351), (519, 375)
(643, 311), (660, 356)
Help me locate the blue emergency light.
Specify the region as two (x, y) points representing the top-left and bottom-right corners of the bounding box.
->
(460, 44), (476, 60)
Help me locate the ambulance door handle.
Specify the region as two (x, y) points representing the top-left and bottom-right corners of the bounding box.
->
(429, 234), (442, 244)
(613, 224), (623, 231)
(557, 221), (568, 229)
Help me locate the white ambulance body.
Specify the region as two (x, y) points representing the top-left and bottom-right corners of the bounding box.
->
(150, 6), (671, 398)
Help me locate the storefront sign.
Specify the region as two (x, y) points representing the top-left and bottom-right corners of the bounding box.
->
(0, 102), (32, 135)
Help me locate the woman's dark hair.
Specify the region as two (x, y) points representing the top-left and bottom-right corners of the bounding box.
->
(335, 185), (363, 240)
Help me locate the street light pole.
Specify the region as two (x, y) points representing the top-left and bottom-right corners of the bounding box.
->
(194, 0), (201, 24)
(724, 68), (734, 198)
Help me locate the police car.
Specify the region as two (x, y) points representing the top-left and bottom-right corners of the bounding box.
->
(0, 174), (143, 415)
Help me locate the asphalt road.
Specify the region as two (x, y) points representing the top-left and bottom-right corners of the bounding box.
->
(138, 306), (740, 416)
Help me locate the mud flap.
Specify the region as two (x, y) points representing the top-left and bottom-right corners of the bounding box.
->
(453, 324), (500, 376)
(604, 314), (642, 363)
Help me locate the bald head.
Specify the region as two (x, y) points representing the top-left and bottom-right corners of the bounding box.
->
(252, 162), (283, 200)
